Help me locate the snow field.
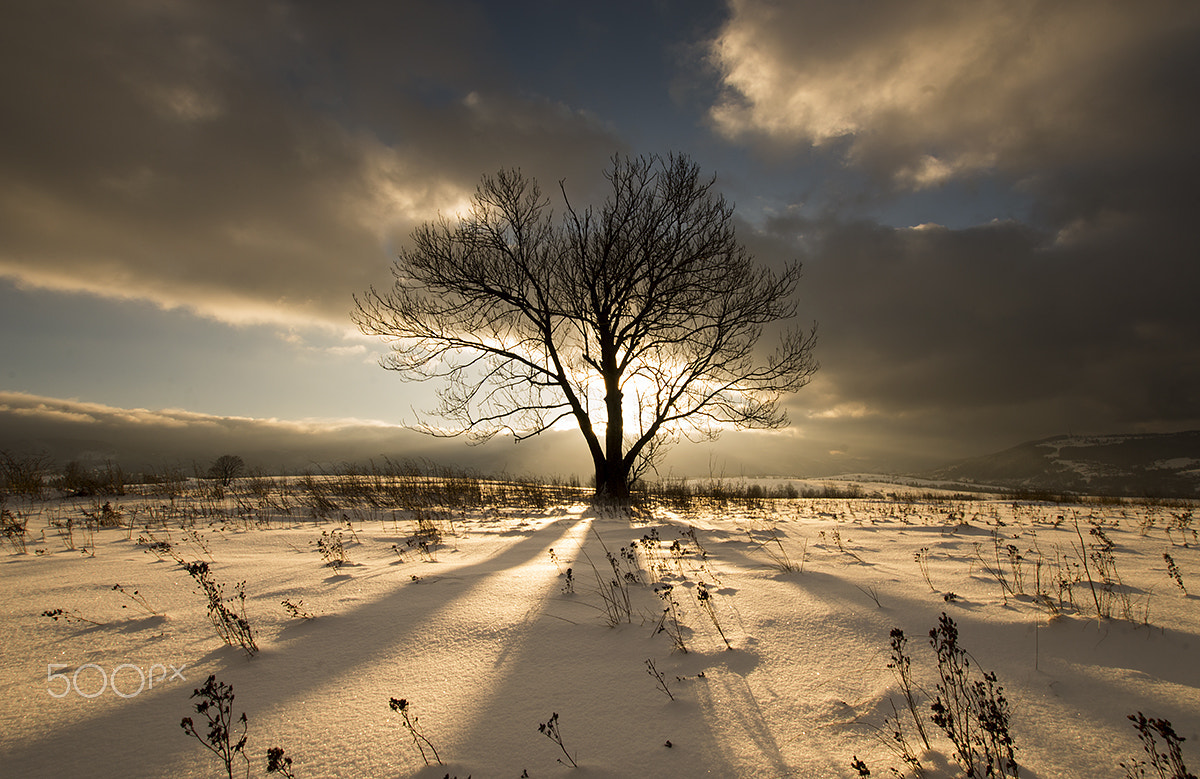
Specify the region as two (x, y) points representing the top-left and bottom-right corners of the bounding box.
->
(1, 487), (1197, 777)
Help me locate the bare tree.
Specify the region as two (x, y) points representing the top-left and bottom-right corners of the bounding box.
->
(0, 450), (52, 498)
(354, 153), (818, 500)
(207, 454), (246, 486)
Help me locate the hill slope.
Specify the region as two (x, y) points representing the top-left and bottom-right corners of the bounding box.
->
(924, 431), (1200, 497)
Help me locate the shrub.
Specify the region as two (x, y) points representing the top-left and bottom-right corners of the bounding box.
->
(281, 599), (314, 620)
(1123, 712), (1197, 779)
(0, 507), (29, 553)
(182, 561), (258, 656)
(0, 451), (51, 498)
(858, 615), (1018, 778)
(314, 529), (349, 568)
(928, 613), (1018, 778)
(180, 675), (248, 779)
(82, 501), (124, 527)
(1164, 552), (1187, 595)
(54, 460), (126, 496)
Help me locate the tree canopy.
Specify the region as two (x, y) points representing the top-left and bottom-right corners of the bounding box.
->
(354, 153), (818, 500)
(206, 454), (246, 486)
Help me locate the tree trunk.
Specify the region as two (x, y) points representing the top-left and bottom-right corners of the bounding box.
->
(593, 458), (631, 502)
(593, 373), (630, 502)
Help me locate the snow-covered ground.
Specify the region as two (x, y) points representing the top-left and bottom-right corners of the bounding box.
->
(1, 482), (1197, 777)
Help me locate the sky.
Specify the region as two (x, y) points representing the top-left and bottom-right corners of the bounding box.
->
(2, 0), (1199, 478)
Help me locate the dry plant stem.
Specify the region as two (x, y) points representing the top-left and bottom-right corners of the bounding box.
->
(856, 583), (883, 608)
(389, 698), (442, 767)
(915, 547), (936, 592)
(746, 525), (799, 572)
(645, 659), (675, 700)
(0, 507), (29, 553)
(696, 582), (732, 649)
(42, 607), (105, 626)
(582, 529), (635, 626)
(1005, 542), (1026, 594)
(927, 613), (1019, 779)
(976, 531), (1016, 602)
(281, 599), (314, 620)
(653, 583), (688, 653)
(1074, 515), (1104, 619)
(880, 698), (925, 774)
(888, 628), (931, 752)
(111, 583), (160, 616)
(538, 712), (579, 768)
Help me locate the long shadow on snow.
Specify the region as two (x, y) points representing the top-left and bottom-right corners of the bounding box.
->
(0, 516), (581, 779)
(749, 549), (1200, 773)
(644, 510), (1200, 775)
(441, 511), (777, 778)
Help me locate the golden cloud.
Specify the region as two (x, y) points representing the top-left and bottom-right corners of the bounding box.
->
(709, 0), (1199, 184)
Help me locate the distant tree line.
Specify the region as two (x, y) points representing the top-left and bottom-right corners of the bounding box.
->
(0, 451), (250, 498)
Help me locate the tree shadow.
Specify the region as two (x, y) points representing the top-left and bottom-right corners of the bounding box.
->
(1, 516), (583, 778)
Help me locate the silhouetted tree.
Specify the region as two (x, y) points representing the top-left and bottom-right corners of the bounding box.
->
(354, 153), (818, 501)
(0, 450), (52, 498)
(207, 454), (246, 486)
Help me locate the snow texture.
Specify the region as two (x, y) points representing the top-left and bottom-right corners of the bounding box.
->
(1, 481), (1198, 777)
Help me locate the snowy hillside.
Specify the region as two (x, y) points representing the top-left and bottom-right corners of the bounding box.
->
(925, 431), (1200, 497)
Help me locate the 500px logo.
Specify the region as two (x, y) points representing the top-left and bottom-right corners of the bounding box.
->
(47, 663), (188, 699)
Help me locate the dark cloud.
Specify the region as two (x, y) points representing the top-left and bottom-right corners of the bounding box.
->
(709, 1), (1200, 194)
(743, 209), (1200, 462)
(705, 0), (1200, 462)
(0, 1), (623, 327)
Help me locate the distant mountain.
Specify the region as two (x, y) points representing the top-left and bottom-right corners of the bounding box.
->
(924, 431), (1200, 498)
(0, 392), (590, 478)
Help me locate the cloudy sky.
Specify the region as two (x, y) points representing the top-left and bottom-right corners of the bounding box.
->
(2, 0), (1198, 478)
